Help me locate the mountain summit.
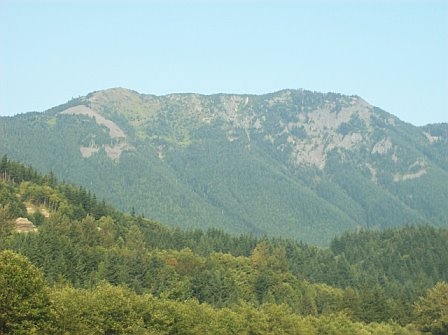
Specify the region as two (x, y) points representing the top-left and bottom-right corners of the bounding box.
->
(1, 88), (447, 244)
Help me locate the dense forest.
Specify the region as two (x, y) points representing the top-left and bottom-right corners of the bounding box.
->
(2, 88), (447, 245)
(1, 156), (447, 334)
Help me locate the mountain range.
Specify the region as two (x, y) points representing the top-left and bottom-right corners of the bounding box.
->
(1, 88), (447, 245)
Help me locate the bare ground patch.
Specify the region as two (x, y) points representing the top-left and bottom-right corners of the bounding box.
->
(61, 105), (126, 139)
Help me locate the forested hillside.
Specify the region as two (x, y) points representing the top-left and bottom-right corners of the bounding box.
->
(1, 158), (447, 334)
(1, 88), (447, 245)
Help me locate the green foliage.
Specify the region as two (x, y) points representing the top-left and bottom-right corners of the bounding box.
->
(2, 90), (447, 246)
(0, 205), (15, 238)
(0, 181), (27, 218)
(414, 282), (448, 334)
(0, 159), (446, 333)
(0, 246), (422, 335)
(331, 226), (448, 289)
(50, 283), (149, 335)
(48, 283), (422, 335)
(0, 250), (51, 334)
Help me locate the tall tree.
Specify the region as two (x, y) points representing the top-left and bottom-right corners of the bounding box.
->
(0, 250), (51, 334)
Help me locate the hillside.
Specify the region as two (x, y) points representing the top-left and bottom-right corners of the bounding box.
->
(1, 158), (448, 334)
(1, 88), (447, 245)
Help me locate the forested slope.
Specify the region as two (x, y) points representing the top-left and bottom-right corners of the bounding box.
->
(1, 88), (447, 245)
(1, 158), (447, 334)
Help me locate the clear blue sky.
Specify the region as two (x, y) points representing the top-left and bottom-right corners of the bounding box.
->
(1, 1), (447, 126)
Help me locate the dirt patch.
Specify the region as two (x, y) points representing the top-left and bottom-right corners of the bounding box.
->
(423, 132), (440, 144)
(61, 105), (127, 139)
(25, 202), (50, 218)
(25, 204), (35, 215)
(15, 217), (37, 233)
(393, 169), (427, 182)
(104, 143), (134, 161)
(365, 163), (378, 183)
(393, 159), (427, 182)
(80, 146), (100, 158)
(62, 105), (135, 162)
(40, 208), (50, 218)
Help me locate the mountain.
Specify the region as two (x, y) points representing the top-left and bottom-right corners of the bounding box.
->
(1, 88), (447, 245)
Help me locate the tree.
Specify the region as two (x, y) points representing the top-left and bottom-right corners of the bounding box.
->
(50, 283), (147, 335)
(0, 250), (51, 334)
(125, 224), (146, 251)
(0, 205), (14, 238)
(414, 282), (448, 335)
(251, 240), (270, 269)
(358, 285), (390, 323)
(0, 154), (7, 178)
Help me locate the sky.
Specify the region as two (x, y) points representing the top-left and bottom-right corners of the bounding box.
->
(0, 1), (447, 126)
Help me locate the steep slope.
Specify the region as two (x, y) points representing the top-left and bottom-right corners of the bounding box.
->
(1, 88), (447, 244)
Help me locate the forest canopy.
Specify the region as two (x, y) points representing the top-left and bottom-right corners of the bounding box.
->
(0, 156), (447, 334)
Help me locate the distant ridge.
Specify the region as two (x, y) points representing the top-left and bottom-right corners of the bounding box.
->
(1, 88), (447, 245)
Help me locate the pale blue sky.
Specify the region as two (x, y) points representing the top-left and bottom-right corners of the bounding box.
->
(1, 1), (447, 126)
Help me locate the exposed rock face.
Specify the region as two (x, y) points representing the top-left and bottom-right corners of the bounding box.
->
(15, 217), (37, 233)
(393, 159), (428, 182)
(423, 131), (440, 143)
(80, 146), (100, 158)
(72, 89), (406, 173)
(2, 88), (447, 245)
(61, 104), (134, 161)
(61, 105), (126, 139)
(372, 138), (393, 155)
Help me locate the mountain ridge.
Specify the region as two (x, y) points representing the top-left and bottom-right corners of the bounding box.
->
(1, 87), (447, 245)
